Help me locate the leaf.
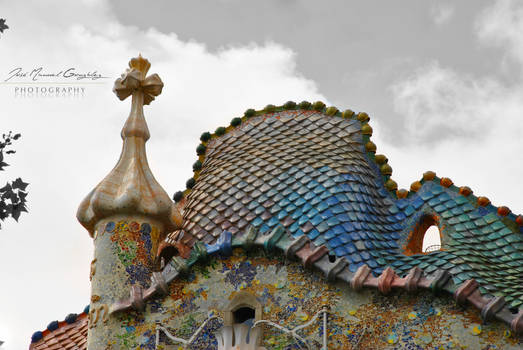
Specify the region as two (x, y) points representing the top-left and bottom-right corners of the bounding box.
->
(12, 178), (28, 191)
(13, 133), (20, 140)
(0, 19), (8, 34)
(11, 206), (20, 221)
(9, 191), (18, 203)
(0, 183), (11, 193)
(0, 161), (8, 171)
(18, 191), (27, 201)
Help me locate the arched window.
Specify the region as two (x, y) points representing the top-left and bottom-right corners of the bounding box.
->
(224, 292), (262, 326)
(404, 214), (442, 255)
(422, 225), (441, 253)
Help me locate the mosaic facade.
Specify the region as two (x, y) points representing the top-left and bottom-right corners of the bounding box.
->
(107, 252), (522, 349)
(88, 219), (161, 349)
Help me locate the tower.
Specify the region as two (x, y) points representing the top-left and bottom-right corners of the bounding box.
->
(76, 55), (182, 348)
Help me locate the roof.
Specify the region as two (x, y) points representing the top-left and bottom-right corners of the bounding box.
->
(179, 108), (378, 244)
(29, 306), (88, 350)
(169, 103), (522, 309)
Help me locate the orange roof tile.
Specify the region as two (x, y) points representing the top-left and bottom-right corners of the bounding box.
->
(29, 313), (87, 350)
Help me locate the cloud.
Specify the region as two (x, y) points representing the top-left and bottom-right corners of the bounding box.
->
(389, 61), (508, 145)
(476, 0), (523, 67)
(0, 1), (325, 349)
(430, 3), (455, 25)
(390, 0), (523, 148)
(384, 58), (523, 177)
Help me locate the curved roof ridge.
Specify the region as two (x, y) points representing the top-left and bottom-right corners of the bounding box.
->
(172, 101), (397, 201)
(398, 170), (523, 229)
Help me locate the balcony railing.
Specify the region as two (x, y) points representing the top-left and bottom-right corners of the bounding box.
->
(155, 314), (222, 349)
(155, 306), (330, 350)
(424, 244), (441, 253)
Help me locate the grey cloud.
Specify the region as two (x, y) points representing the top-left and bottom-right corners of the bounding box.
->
(110, 0), (499, 148)
(387, 0), (523, 148)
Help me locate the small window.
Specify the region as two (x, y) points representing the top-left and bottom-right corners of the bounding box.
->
(224, 292), (262, 326)
(233, 307), (256, 324)
(222, 292), (263, 346)
(422, 225), (441, 252)
(404, 214), (442, 255)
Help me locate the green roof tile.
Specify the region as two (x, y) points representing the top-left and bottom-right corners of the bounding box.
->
(484, 213), (498, 224)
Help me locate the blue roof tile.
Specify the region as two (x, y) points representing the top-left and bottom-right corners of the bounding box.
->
(307, 229), (320, 240)
(420, 191), (435, 201)
(404, 205), (415, 216)
(412, 197), (424, 209)
(431, 185), (444, 195)
(396, 199), (409, 210)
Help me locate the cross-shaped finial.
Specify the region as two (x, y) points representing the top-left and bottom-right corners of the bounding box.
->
(77, 55), (182, 238)
(113, 54), (163, 105)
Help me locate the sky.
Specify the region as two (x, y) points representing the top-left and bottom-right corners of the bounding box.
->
(0, 0), (522, 348)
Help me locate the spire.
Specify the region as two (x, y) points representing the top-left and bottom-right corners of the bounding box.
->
(77, 55), (182, 237)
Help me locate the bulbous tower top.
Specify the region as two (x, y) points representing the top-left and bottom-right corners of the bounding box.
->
(77, 55), (182, 237)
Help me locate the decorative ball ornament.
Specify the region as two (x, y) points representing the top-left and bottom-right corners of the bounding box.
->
(459, 186), (472, 196)
(423, 171), (436, 181)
